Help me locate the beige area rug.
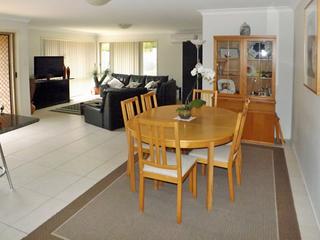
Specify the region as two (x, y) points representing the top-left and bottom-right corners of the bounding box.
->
(24, 145), (300, 240)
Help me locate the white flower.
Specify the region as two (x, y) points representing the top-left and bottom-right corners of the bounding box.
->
(190, 63), (215, 84)
(191, 68), (197, 76)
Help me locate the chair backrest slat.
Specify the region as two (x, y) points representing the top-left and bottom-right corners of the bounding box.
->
(141, 91), (158, 112)
(135, 118), (182, 178)
(192, 89), (218, 107)
(121, 96), (141, 128)
(229, 98), (250, 162)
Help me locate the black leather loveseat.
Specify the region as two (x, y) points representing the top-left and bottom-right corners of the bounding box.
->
(83, 73), (177, 130)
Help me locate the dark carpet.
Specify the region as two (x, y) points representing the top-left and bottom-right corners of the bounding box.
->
(51, 99), (102, 115)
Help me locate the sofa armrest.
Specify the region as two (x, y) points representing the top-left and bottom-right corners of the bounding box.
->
(83, 104), (103, 128)
(157, 79), (177, 106)
(103, 88), (148, 130)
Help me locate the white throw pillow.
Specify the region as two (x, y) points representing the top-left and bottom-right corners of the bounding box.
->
(145, 81), (155, 90)
(108, 78), (124, 89)
(126, 82), (141, 88)
(145, 80), (159, 90)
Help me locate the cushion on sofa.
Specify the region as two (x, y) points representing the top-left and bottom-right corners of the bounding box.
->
(145, 80), (160, 90)
(111, 73), (130, 85)
(128, 75), (146, 87)
(126, 81), (142, 88)
(108, 78), (124, 89)
(145, 75), (168, 84)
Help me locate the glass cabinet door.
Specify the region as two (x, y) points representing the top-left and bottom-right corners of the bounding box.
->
(216, 40), (241, 95)
(246, 40), (273, 97)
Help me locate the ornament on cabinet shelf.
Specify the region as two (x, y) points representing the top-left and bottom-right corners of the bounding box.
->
(240, 22), (251, 35)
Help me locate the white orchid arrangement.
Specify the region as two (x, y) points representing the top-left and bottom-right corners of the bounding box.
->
(191, 63), (215, 84)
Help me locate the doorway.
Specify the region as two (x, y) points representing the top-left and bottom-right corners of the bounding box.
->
(0, 33), (15, 114)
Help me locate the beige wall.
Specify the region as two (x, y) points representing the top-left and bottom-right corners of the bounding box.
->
(293, 0), (320, 227)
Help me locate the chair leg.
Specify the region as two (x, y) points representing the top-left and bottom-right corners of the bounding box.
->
(192, 165), (197, 198)
(228, 166), (235, 202)
(127, 152), (131, 176)
(177, 182), (182, 224)
(154, 180), (160, 190)
(201, 164), (206, 176)
(189, 172), (193, 193)
(139, 175), (145, 212)
(236, 157), (241, 185)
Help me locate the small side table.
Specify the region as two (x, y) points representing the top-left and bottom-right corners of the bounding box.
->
(0, 114), (39, 189)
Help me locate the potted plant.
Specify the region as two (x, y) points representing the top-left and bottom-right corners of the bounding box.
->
(92, 68), (110, 94)
(176, 99), (206, 119)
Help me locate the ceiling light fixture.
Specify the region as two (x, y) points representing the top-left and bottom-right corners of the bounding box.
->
(86, 0), (111, 6)
(118, 24), (132, 29)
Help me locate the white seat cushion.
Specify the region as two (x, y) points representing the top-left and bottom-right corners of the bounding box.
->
(134, 142), (149, 149)
(143, 152), (196, 178)
(189, 144), (231, 163)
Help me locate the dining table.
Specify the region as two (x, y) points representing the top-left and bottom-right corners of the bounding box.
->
(126, 105), (238, 210)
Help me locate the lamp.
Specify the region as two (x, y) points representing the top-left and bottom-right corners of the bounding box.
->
(86, 0), (111, 6)
(190, 39), (205, 64)
(190, 39), (206, 90)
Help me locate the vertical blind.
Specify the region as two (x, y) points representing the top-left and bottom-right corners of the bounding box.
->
(41, 39), (96, 79)
(110, 42), (140, 75)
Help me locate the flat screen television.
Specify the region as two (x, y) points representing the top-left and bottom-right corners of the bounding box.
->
(34, 56), (64, 79)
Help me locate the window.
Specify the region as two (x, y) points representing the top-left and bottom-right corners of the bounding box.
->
(142, 41), (157, 75)
(99, 41), (157, 75)
(100, 42), (110, 72)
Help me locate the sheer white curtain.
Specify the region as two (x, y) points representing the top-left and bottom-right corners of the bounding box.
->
(41, 39), (96, 79)
(110, 42), (140, 74)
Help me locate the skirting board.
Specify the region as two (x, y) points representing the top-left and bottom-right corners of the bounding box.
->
(289, 142), (320, 231)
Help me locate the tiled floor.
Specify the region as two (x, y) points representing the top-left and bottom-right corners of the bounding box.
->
(0, 103), (319, 239)
(0, 101), (127, 239)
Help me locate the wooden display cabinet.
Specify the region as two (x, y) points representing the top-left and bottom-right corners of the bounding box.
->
(214, 36), (276, 144)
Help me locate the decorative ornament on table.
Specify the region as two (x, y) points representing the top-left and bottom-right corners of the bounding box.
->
(176, 63), (215, 120)
(240, 22), (251, 36)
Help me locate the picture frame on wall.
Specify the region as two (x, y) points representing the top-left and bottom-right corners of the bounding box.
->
(304, 0), (320, 95)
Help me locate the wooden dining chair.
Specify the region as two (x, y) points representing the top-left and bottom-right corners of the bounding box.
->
(192, 89), (218, 107)
(141, 91), (158, 112)
(135, 118), (197, 224)
(193, 89), (218, 176)
(121, 96), (148, 176)
(189, 98), (250, 202)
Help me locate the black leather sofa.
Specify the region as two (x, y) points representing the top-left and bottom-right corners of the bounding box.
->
(83, 73), (177, 130)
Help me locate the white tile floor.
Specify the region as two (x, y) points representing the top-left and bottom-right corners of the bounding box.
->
(0, 103), (319, 239)
(0, 101), (127, 239)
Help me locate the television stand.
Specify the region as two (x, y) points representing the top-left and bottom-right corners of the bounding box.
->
(33, 79), (70, 109)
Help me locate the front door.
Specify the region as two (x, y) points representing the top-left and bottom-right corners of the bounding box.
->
(0, 33), (15, 114)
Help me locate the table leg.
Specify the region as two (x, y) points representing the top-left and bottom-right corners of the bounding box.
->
(128, 133), (136, 192)
(206, 143), (214, 211)
(0, 142), (14, 190)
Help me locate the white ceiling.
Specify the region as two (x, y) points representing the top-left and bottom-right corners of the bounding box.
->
(0, 0), (298, 34)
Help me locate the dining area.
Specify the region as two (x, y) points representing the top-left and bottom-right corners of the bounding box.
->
(121, 90), (250, 224)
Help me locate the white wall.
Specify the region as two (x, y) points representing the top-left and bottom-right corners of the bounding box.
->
(292, 0), (320, 226)
(98, 33), (182, 87)
(0, 17), (30, 115)
(201, 7), (294, 139)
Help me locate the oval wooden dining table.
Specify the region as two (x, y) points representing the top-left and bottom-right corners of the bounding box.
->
(126, 105), (238, 210)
